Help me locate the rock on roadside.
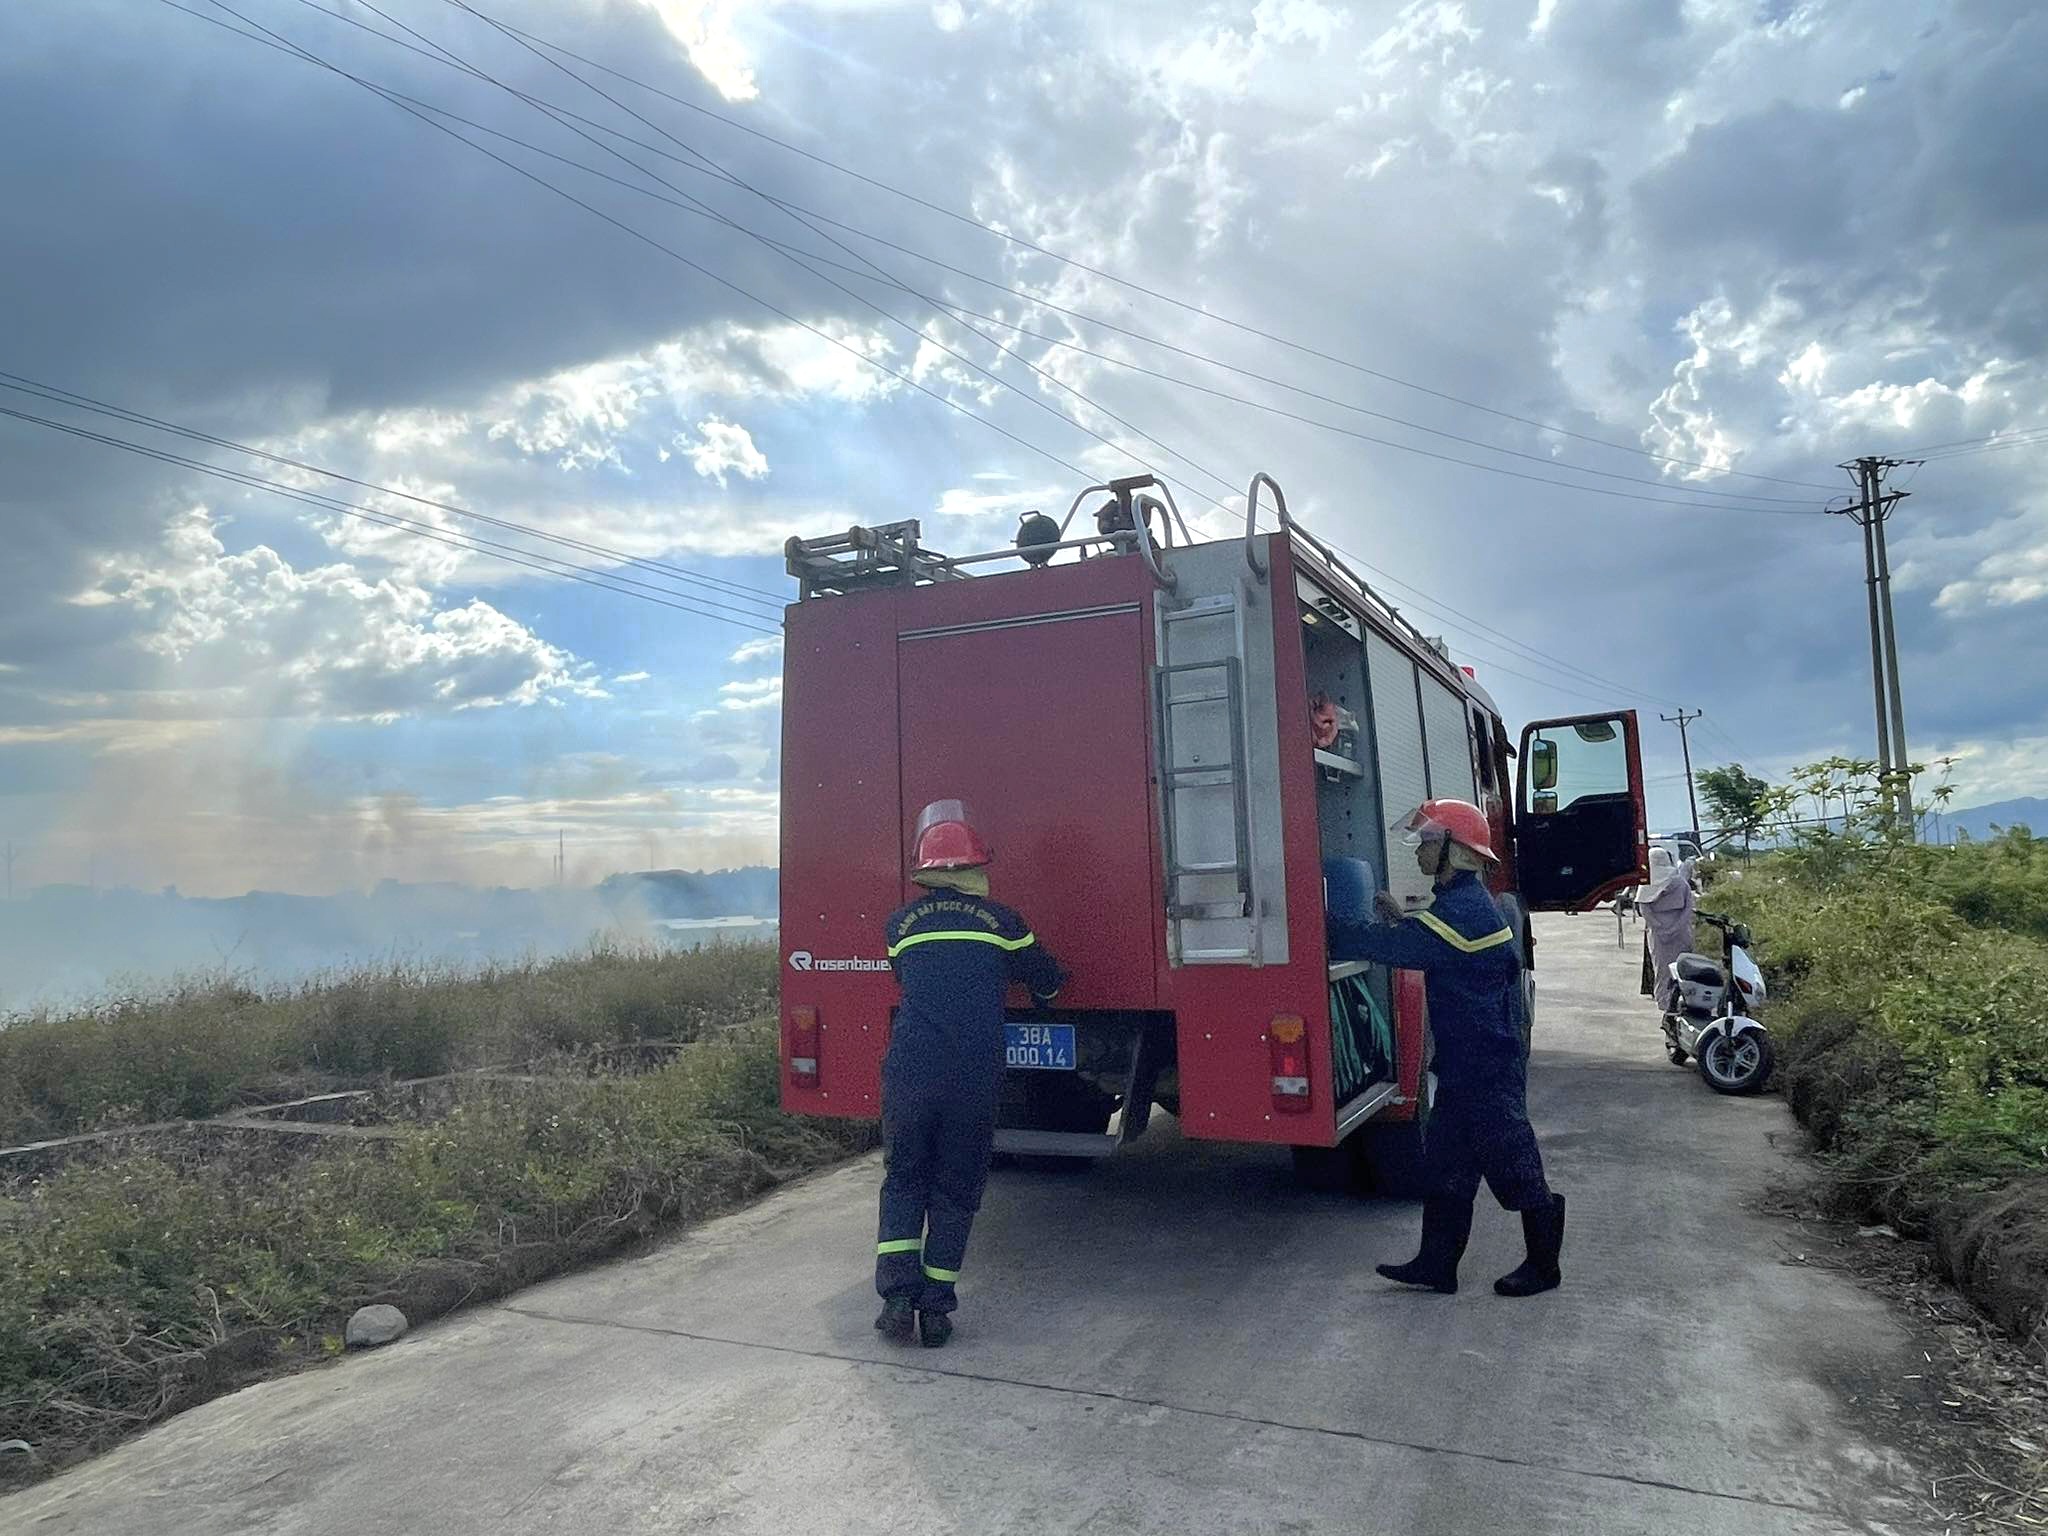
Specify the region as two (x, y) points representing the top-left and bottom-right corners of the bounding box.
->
(345, 1306), (410, 1349)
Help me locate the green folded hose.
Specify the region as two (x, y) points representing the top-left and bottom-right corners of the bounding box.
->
(1328, 972), (1394, 1101)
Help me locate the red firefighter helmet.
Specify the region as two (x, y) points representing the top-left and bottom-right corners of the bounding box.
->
(1393, 798), (1498, 862)
(912, 799), (992, 871)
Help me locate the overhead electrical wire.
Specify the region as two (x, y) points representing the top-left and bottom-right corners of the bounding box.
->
(0, 404), (783, 635)
(1921, 431), (2048, 462)
(354, 0), (1248, 521)
(179, 0), (1108, 496)
(272, 0), (1831, 514)
(458, 0), (1843, 493)
(182, 1), (1826, 522)
(155, 0), (1724, 716)
(0, 372), (786, 614)
(1314, 539), (1691, 711)
(155, 0), (1761, 723)
(1900, 424), (2048, 458)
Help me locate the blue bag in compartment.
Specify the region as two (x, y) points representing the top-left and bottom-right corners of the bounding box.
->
(1322, 856), (1378, 930)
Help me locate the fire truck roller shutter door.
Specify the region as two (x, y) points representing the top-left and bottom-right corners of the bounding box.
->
(1366, 633), (1433, 913)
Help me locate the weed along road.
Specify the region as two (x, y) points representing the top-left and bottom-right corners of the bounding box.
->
(4, 915), (1934, 1536)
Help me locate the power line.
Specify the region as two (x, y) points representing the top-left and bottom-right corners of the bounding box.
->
(268, 28), (1815, 519)
(0, 372), (786, 614)
(1921, 431), (2048, 463)
(0, 403), (784, 634)
(268, 0), (1826, 514)
(224, 0), (1756, 570)
(176, 0), (1824, 523)
(467, 2), (1843, 493)
(158, 3), (1715, 718)
(149, 0), (1789, 723)
(178, 0), (1109, 496)
(383, 0), (1249, 517)
(1900, 424), (2048, 457)
(1315, 540), (1689, 709)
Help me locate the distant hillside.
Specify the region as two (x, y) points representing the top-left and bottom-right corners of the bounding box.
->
(1937, 798), (2046, 842)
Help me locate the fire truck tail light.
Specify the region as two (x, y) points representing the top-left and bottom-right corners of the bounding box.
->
(787, 1007), (819, 1087)
(1269, 1014), (1310, 1112)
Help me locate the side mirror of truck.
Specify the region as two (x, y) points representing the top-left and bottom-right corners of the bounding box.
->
(1530, 737), (1558, 792)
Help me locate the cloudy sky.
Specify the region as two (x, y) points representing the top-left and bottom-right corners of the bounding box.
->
(1, 0), (2042, 898)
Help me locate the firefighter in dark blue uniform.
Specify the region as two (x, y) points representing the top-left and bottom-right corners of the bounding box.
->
(1331, 799), (1566, 1298)
(875, 800), (1064, 1348)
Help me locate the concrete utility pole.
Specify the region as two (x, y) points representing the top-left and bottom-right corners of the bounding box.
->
(1660, 710), (1704, 847)
(1831, 458), (1913, 832)
(1869, 479), (1913, 828)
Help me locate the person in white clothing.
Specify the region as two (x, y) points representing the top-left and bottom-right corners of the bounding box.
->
(1638, 845), (1698, 1014)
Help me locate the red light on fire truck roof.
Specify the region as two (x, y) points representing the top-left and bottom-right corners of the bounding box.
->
(1460, 665), (1475, 677)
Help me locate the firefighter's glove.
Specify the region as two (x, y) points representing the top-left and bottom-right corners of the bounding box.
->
(1374, 892), (1405, 923)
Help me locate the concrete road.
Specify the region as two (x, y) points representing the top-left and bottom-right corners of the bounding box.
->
(6, 915), (1935, 1535)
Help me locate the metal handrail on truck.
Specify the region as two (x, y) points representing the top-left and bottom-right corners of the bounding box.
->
(1238, 472), (1464, 688)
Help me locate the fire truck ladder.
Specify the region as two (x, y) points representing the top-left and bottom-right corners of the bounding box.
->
(1154, 593), (1261, 964)
(783, 520), (965, 599)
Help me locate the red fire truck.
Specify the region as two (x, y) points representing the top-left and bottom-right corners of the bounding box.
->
(777, 473), (1647, 1192)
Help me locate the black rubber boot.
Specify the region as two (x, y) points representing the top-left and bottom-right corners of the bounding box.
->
(1375, 1196), (1473, 1294)
(1494, 1194), (1566, 1297)
(875, 1296), (915, 1344)
(917, 1309), (953, 1349)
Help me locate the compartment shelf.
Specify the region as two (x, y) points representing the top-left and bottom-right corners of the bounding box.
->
(1313, 749), (1364, 777)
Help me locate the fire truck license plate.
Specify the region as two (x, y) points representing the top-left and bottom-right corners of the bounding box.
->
(1004, 1023), (1076, 1070)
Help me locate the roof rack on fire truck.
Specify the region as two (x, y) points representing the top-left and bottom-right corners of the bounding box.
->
(785, 474), (1188, 599)
(784, 470), (1467, 679)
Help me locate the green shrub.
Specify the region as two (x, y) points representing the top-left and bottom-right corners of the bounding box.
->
(1717, 838), (2048, 1228)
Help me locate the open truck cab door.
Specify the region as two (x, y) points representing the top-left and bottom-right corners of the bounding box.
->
(1514, 711), (1649, 911)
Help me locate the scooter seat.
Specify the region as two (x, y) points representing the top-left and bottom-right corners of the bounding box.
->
(1675, 954), (1724, 985)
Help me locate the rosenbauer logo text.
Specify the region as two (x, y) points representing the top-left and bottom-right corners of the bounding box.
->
(787, 951), (890, 974)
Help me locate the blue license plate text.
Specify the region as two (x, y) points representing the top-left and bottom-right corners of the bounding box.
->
(1004, 1022), (1076, 1071)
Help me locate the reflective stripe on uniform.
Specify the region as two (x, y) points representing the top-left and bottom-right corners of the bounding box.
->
(876, 1238), (923, 1256)
(1414, 911), (1515, 953)
(886, 929), (1037, 959)
(922, 1263), (960, 1283)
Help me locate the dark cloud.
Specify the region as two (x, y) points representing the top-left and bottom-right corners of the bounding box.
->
(3, 0), (2045, 901)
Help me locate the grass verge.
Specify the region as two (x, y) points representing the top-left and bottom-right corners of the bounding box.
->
(0, 941), (779, 1146)
(1711, 830), (2048, 1356)
(0, 947), (875, 1488)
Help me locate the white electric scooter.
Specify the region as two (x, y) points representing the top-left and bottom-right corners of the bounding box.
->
(1662, 911), (1773, 1095)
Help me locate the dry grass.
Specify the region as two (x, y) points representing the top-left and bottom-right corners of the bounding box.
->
(0, 941), (779, 1146)
(0, 948), (874, 1489)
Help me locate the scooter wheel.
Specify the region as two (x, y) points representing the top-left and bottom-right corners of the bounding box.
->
(1698, 1030), (1773, 1095)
